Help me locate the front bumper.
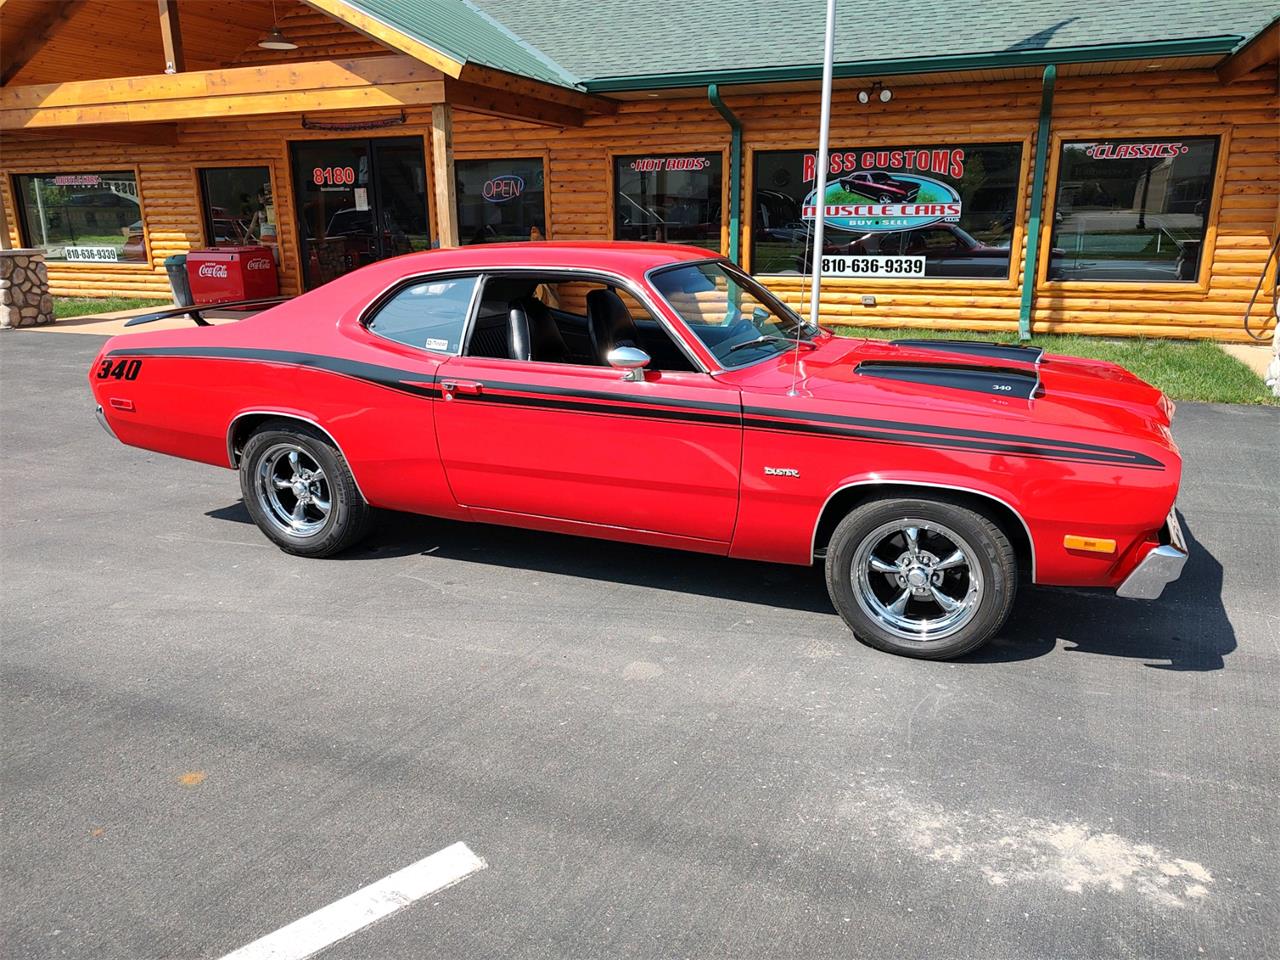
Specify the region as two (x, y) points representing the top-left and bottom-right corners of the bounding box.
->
(94, 404), (117, 440)
(1116, 507), (1187, 600)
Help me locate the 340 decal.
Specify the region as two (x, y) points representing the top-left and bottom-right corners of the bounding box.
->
(96, 358), (142, 380)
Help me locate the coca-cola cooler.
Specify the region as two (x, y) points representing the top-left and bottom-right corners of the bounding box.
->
(186, 246), (279, 305)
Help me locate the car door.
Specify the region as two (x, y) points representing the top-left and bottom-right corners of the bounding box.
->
(433, 278), (743, 546)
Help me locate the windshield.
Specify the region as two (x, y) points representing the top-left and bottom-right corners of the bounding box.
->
(650, 260), (817, 367)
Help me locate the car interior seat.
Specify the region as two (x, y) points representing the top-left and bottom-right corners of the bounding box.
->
(508, 296), (569, 363)
(585, 288), (640, 365)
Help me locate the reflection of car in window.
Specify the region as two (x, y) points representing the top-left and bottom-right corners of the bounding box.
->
(838, 171), (920, 204)
(791, 223), (1011, 278)
(66, 191), (137, 208)
(852, 225), (1007, 278)
(616, 191), (719, 244)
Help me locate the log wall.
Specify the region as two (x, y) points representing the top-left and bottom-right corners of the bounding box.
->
(2, 65), (1275, 340)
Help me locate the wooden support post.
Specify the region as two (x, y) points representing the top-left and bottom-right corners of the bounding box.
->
(0, 195), (11, 251)
(431, 104), (459, 248)
(157, 0), (185, 74)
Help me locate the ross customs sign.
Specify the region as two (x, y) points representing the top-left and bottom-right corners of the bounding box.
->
(800, 147), (965, 233)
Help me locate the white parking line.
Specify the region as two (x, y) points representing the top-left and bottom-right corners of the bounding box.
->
(219, 842), (486, 960)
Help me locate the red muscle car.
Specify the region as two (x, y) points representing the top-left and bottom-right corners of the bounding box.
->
(89, 243), (1186, 660)
(837, 171), (921, 203)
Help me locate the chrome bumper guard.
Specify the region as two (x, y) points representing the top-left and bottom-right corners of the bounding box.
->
(94, 404), (117, 440)
(1116, 507), (1187, 600)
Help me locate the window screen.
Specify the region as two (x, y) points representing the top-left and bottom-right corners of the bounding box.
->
(614, 153), (722, 250)
(198, 167), (275, 248)
(456, 158), (547, 244)
(1048, 137), (1219, 282)
(12, 171), (145, 263)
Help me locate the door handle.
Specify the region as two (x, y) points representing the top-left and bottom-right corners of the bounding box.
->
(440, 379), (483, 399)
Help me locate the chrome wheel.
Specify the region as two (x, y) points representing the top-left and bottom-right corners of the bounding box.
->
(254, 442), (331, 538)
(851, 518), (982, 643)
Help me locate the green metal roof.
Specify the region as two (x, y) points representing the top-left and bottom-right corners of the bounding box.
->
(334, 0), (581, 88)
(339, 0), (1278, 92)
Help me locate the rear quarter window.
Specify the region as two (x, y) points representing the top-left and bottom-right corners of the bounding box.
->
(367, 276), (478, 354)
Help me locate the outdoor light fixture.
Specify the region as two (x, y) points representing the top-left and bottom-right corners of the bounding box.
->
(258, 0), (298, 50)
(858, 82), (892, 104)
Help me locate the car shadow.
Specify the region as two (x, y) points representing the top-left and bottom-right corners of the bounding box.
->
(967, 513), (1234, 671)
(205, 505), (1234, 669)
(206, 500), (836, 615)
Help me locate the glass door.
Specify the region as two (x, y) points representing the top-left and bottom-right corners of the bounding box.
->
(291, 137), (429, 289)
(371, 139), (431, 260)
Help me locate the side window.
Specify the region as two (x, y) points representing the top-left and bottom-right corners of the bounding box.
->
(366, 276), (477, 354)
(463, 273), (697, 372)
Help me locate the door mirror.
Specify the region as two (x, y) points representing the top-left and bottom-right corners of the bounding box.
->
(607, 345), (650, 382)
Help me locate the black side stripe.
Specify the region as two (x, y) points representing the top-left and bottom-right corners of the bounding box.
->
(468, 390), (740, 427)
(743, 405), (1160, 464)
(106, 345), (439, 399)
(743, 417), (1161, 469)
(464, 376), (742, 416)
(107, 345), (1162, 470)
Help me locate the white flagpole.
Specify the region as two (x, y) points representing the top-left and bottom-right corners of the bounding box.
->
(807, 0), (838, 328)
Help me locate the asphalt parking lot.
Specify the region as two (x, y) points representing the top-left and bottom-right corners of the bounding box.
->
(2, 331), (1278, 960)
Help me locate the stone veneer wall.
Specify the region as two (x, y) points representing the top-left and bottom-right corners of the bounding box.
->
(0, 249), (55, 329)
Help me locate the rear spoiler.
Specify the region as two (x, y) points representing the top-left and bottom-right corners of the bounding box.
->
(123, 296), (290, 328)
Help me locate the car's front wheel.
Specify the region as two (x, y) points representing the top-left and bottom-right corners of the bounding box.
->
(239, 420), (372, 557)
(825, 496), (1017, 659)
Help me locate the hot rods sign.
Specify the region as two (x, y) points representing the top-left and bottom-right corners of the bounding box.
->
(801, 146), (965, 233)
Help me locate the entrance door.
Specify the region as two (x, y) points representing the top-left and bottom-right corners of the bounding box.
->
(291, 137), (430, 289)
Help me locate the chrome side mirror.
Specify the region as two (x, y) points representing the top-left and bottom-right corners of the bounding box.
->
(607, 345), (650, 382)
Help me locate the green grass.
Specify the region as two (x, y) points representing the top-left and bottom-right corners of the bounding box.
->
(54, 296), (167, 319)
(832, 325), (1276, 405)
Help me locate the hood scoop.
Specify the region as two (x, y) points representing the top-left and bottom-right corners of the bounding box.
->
(891, 338), (1044, 365)
(856, 359), (1041, 399)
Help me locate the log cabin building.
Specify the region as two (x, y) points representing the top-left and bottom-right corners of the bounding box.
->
(1, 0), (1276, 341)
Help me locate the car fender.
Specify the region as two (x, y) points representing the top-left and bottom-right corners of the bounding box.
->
(808, 474), (1037, 580)
(226, 408), (370, 502)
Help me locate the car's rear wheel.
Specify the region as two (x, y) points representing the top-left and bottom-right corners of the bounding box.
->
(825, 496), (1016, 659)
(239, 420), (372, 557)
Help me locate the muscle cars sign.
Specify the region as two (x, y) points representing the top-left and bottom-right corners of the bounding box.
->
(751, 143), (1023, 278)
(801, 148), (965, 233)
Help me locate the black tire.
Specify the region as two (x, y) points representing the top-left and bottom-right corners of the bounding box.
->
(824, 495), (1017, 660)
(238, 419), (373, 558)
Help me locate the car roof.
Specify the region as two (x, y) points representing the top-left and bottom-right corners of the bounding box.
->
(380, 241), (722, 275)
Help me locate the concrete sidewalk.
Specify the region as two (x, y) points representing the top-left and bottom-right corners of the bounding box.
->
(21, 303), (253, 335)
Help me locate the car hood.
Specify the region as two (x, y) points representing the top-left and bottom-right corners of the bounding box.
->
(741, 334), (1177, 457)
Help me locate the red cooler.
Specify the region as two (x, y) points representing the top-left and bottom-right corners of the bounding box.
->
(186, 246), (279, 305)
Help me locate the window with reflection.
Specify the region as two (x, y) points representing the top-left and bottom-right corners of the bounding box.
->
(1048, 137), (1219, 282)
(12, 171), (145, 263)
(614, 153), (722, 250)
(456, 158), (547, 244)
